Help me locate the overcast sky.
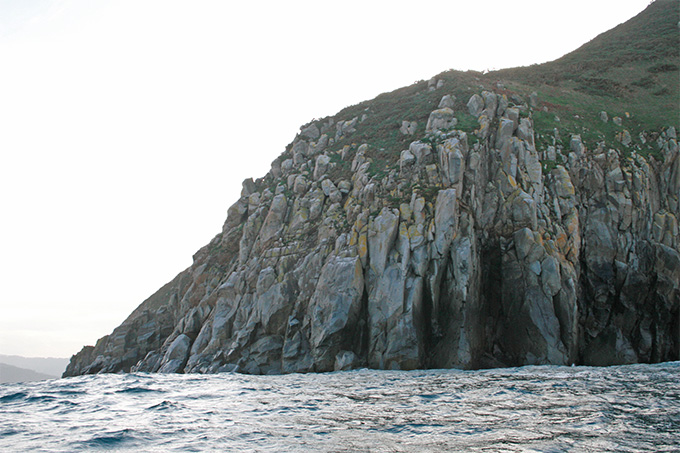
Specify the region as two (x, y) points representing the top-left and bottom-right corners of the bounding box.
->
(0, 0), (652, 358)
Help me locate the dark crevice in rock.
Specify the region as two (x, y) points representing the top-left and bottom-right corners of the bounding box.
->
(479, 239), (505, 368)
(419, 279), (436, 368)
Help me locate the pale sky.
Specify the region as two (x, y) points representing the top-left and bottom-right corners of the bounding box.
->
(0, 0), (652, 358)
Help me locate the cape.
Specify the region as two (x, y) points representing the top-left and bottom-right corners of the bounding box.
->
(65, 0), (679, 377)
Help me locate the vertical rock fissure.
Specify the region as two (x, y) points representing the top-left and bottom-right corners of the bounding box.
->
(480, 239), (504, 367)
(357, 284), (370, 366)
(419, 279), (435, 368)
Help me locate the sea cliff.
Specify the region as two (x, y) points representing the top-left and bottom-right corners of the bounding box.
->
(64, 0), (679, 377)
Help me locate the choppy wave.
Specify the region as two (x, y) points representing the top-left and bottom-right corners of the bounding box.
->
(1, 362), (679, 452)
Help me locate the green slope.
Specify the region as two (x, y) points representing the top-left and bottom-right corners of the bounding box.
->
(275, 0), (678, 180)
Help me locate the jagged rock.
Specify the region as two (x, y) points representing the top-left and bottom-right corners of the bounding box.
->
(409, 141), (433, 165)
(293, 175), (308, 195)
(541, 256), (561, 297)
(313, 154), (331, 180)
(334, 350), (357, 371)
(433, 189), (458, 257)
(570, 135), (585, 155)
(368, 208), (400, 275)
(258, 194), (288, 245)
(467, 94), (484, 117)
(400, 149), (416, 170)
(309, 256), (364, 371)
(63, 2), (680, 378)
(301, 123), (320, 140)
(438, 138), (466, 187)
(321, 179), (342, 204)
(351, 144), (368, 172)
(338, 180), (352, 194)
(336, 117), (358, 140)
(505, 107), (520, 129)
(477, 115), (491, 139)
(517, 118), (534, 147)
(428, 78), (444, 91)
(620, 130), (633, 146)
(426, 108), (457, 132)
(438, 95), (456, 109)
(158, 334), (191, 373)
(529, 92), (538, 108)
(482, 91), (498, 119)
(400, 121), (417, 135)
(496, 118), (515, 149)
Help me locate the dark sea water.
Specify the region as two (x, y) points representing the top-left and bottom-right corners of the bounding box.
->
(1, 363), (679, 452)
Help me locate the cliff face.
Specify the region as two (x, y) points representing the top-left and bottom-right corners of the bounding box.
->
(64, 1), (679, 377)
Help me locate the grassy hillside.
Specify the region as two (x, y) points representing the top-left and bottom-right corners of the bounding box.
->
(278, 0), (678, 178)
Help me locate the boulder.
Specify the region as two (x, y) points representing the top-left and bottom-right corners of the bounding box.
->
(438, 94), (456, 109)
(426, 108), (457, 132)
(400, 121), (418, 135)
(158, 334), (191, 373)
(467, 94), (484, 117)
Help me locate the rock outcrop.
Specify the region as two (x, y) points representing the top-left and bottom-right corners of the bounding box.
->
(63, 91), (679, 376)
(64, 2), (679, 377)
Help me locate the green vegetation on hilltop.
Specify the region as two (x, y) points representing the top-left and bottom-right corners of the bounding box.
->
(307, 0), (678, 170)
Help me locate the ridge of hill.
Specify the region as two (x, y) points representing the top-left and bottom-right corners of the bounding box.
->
(0, 363), (57, 384)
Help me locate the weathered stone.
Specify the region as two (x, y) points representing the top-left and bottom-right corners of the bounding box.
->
(400, 149), (415, 170)
(620, 129), (632, 146)
(438, 138), (465, 186)
(438, 94), (456, 109)
(158, 334), (191, 373)
(529, 92), (538, 108)
(338, 180), (352, 194)
(553, 166), (575, 198)
(541, 255), (561, 297)
(433, 189), (458, 257)
(400, 121), (417, 135)
(293, 175), (309, 195)
(334, 350), (358, 371)
(241, 178), (256, 197)
(426, 108), (457, 132)
(517, 118), (534, 147)
(570, 135), (585, 155)
(409, 141), (433, 165)
(368, 208), (400, 275)
(496, 118), (515, 150)
(505, 107), (520, 129)
(313, 154), (331, 180)
(467, 94), (484, 117)
(513, 228), (535, 261)
(482, 91), (498, 119)
(309, 256), (364, 371)
(301, 123), (320, 140)
(258, 194), (288, 245)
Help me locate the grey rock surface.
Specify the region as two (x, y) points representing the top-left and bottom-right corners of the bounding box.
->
(64, 83), (679, 378)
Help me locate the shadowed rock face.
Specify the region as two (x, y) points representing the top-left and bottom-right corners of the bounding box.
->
(63, 3), (679, 378)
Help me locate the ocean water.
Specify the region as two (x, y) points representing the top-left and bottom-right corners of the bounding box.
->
(1, 363), (679, 452)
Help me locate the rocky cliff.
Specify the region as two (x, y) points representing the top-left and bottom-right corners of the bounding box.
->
(64, 0), (679, 377)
